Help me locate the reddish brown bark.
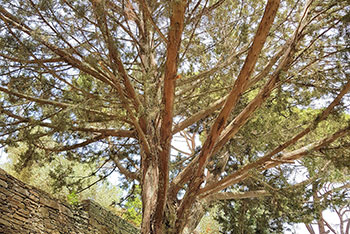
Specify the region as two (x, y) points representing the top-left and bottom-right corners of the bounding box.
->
(200, 125), (350, 197)
(195, 0), (281, 176)
(153, 1), (187, 233)
(0, 1), (348, 234)
(174, 0), (281, 232)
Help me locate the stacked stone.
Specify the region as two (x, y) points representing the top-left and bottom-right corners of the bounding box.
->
(82, 199), (140, 234)
(0, 168), (139, 234)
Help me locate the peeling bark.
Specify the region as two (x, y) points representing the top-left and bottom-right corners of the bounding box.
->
(141, 156), (159, 234)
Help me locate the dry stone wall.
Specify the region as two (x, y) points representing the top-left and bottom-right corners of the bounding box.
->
(0, 168), (139, 234)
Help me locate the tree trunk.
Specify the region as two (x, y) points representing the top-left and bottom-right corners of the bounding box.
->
(141, 175), (207, 234)
(141, 155), (159, 234)
(181, 201), (207, 234)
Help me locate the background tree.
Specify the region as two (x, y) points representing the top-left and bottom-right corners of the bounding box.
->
(2, 138), (144, 225)
(194, 206), (222, 234)
(304, 182), (350, 234)
(0, 0), (349, 233)
(302, 142), (350, 234)
(215, 110), (350, 233)
(2, 140), (129, 211)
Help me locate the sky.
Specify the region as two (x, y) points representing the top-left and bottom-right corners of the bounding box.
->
(0, 148), (8, 165)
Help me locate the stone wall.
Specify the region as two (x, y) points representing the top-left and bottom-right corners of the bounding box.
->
(0, 168), (139, 234)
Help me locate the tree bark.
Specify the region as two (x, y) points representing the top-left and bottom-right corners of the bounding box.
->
(141, 154), (159, 234)
(174, 1), (281, 231)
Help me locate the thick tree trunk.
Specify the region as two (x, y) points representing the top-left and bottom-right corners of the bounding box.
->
(141, 156), (159, 233)
(181, 201), (207, 234)
(142, 173), (207, 234)
(149, 202), (206, 234)
(139, 1), (187, 233)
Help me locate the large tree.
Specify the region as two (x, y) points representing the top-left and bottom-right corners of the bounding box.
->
(0, 0), (349, 233)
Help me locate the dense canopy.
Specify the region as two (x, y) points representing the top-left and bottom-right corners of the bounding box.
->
(0, 0), (349, 233)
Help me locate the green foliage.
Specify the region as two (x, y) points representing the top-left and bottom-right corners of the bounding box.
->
(215, 107), (350, 232)
(121, 185), (142, 227)
(195, 206), (222, 234)
(2, 140), (144, 226)
(1, 140), (129, 215)
(0, 0), (349, 232)
(67, 191), (80, 206)
(217, 198), (284, 234)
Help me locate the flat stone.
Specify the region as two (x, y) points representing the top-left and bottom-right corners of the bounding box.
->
(15, 201), (26, 210)
(29, 189), (40, 196)
(0, 187), (12, 196)
(0, 191), (7, 200)
(9, 194), (23, 202)
(59, 204), (74, 218)
(0, 168), (7, 175)
(0, 204), (13, 214)
(8, 215), (24, 225)
(44, 218), (55, 229)
(13, 213), (27, 222)
(0, 217), (11, 226)
(23, 198), (37, 206)
(16, 206), (30, 216)
(41, 197), (59, 210)
(13, 185), (28, 196)
(28, 193), (39, 202)
(0, 179), (8, 188)
(39, 206), (49, 217)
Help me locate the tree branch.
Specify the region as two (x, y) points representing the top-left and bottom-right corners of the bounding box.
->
(0, 105), (135, 139)
(195, 0), (280, 176)
(187, 0), (227, 23)
(171, 70), (350, 200)
(323, 217), (338, 234)
(0, 86), (70, 108)
(200, 125), (350, 197)
(205, 190), (271, 202)
(111, 155), (140, 181)
(99, 62), (151, 155)
(90, 0), (144, 114)
(198, 65), (350, 197)
(173, 95), (227, 133)
(176, 46), (249, 96)
(172, 43), (285, 134)
(176, 0), (280, 230)
(155, 0), (187, 230)
(36, 134), (107, 152)
(0, 86), (128, 122)
(0, 53), (64, 64)
(305, 223), (316, 234)
(137, 0), (167, 44)
(0, 6), (116, 89)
